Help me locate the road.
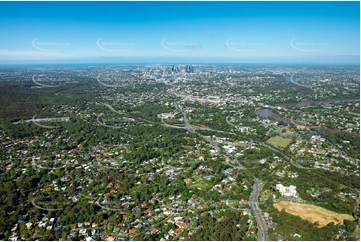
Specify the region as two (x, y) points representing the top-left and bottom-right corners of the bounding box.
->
(160, 118), (184, 129)
(96, 115), (123, 129)
(259, 142), (316, 170)
(182, 110), (194, 132)
(225, 115), (250, 134)
(169, 101), (222, 152)
(101, 102), (123, 115)
(250, 178), (269, 241)
(169, 98), (270, 241)
(32, 74), (62, 87)
(29, 115), (62, 129)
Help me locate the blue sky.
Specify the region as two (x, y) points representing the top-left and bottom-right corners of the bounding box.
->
(0, 1), (359, 64)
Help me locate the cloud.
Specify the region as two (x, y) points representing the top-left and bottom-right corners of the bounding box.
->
(0, 50), (77, 60)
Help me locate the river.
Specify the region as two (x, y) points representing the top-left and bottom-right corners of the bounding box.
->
(255, 99), (360, 122)
(279, 98), (360, 108)
(255, 108), (289, 123)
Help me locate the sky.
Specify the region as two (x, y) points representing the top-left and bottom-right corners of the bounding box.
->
(0, 1), (359, 64)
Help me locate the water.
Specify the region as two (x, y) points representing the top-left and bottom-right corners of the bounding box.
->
(255, 99), (360, 123)
(285, 76), (298, 83)
(255, 108), (273, 118)
(255, 108), (289, 123)
(281, 99), (360, 108)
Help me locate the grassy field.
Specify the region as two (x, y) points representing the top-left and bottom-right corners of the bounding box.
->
(259, 189), (273, 204)
(266, 136), (292, 148)
(274, 201), (354, 227)
(283, 131), (294, 136)
(187, 173), (213, 190)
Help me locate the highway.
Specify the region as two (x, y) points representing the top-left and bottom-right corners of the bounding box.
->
(28, 115), (62, 129)
(169, 101), (222, 152)
(170, 98), (270, 241)
(250, 178), (269, 241)
(96, 74), (122, 87)
(101, 102), (123, 115)
(96, 115), (123, 129)
(32, 74), (62, 88)
(259, 142), (316, 170)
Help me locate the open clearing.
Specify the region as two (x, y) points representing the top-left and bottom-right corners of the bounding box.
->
(187, 173), (212, 190)
(274, 201), (354, 227)
(266, 136), (292, 148)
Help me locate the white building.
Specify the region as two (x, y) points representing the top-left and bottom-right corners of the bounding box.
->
(276, 184), (297, 197)
(222, 145), (236, 153)
(25, 222), (32, 229)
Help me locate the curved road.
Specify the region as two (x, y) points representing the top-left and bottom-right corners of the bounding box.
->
(168, 98), (269, 240)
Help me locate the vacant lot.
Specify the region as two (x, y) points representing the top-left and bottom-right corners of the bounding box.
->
(274, 201), (354, 227)
(266, 136), (292, 148)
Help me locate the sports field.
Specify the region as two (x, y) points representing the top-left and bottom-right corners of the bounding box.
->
(266, 136), (292, 148)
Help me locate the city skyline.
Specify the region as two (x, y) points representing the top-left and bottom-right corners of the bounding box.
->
(0, 1), (359, 64)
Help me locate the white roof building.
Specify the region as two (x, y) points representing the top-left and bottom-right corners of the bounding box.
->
(276, 184), (297, 197)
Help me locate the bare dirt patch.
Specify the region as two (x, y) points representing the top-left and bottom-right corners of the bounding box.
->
(274, 201), (354, 227)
